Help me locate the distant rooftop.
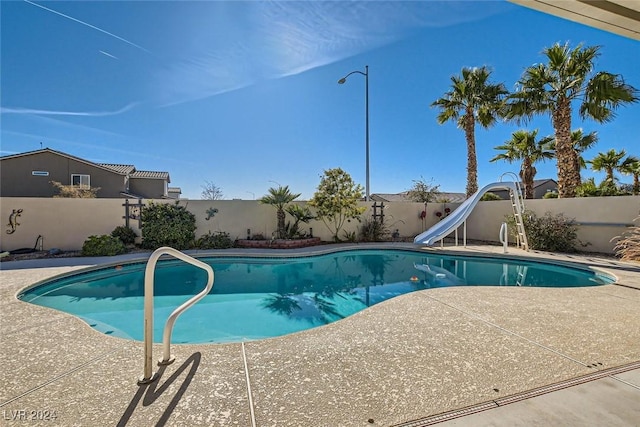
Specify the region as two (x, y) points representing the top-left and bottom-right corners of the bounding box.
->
(371, 191), (466, 204)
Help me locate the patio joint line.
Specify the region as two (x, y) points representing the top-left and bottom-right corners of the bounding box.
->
(241, 342), (257, 427)
(395, 360), (640, 427)
(610, 375), (640, 391)
(0, 348), (119, 408)
(425, 295), (588, 367)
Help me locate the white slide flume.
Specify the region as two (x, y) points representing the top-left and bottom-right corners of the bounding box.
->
(414, 181), (520, 246)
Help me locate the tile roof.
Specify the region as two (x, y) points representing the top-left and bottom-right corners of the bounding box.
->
(99, 163), (136, 174)
(130, 170), (170, 180)
(371, 191), (467, 203)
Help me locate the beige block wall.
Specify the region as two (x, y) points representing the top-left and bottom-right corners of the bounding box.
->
(464, 196), (639, 253)
(1, 198), (125, 252)
(1, 196), (637, 254)
(189, 201), (433, 242)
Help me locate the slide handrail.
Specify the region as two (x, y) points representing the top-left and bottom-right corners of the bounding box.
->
(139, 247), (214, 384)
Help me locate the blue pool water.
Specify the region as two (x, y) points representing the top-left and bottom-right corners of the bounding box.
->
(19, 249), (613, 343)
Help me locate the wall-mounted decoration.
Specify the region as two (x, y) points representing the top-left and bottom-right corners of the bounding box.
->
(6, 208), (23, 234)
(205, 207), (219, 221)
(122, 199), (144, 229)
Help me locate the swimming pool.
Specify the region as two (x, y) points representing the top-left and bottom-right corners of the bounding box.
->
(19, 249), (613, 344)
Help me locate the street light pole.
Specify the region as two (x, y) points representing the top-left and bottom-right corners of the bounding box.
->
(338, 65), (370, 201)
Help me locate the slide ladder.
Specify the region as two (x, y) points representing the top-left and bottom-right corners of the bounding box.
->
(515, 265), (528, 286)
(501, 173), (528, 251)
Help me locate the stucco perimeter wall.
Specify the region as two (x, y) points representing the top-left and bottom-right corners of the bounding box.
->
(1, 198), (125, 252)
(0, 198), (436, 252)
(464, 196), (639, 253)
(1, 197), (637, 254)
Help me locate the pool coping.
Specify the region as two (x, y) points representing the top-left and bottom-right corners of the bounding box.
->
(1, 242), (639, 426)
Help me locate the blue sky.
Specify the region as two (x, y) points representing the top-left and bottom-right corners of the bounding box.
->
(2, 1), (639, 200)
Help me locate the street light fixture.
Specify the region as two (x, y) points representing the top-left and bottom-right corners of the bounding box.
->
(338, 65), (369, 201)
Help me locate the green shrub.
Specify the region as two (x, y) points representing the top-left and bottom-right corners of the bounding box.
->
(543, 191), (558, 199)
(359, 218), (389, 242)
(141, 201), (196, 250)
(82, 235), (127, 256)
(576, 177), (625, 197)
(341, 230), (357, 242)
(509, 210), (579, 252)
(111, 226), (137, 245)
(480, 192), (502, 201)
(195, 231), (234, 249)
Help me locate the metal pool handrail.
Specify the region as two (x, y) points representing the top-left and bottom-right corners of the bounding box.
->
(139, 247), (214, 384)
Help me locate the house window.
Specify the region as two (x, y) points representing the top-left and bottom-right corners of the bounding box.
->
(71, 174), (90, 188)
(31, 171), (49, 176)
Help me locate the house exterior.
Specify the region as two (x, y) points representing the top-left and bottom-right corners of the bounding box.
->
(0, 148), (180, 199)
(371, 191), (467, 203)
(489, 179), (558, 200)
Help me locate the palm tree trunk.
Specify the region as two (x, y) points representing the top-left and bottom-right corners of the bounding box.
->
(606, 168), (615, 183)
(520, 158), (535, 199)
(634, 173), (639, 195)
(277, 209), (286, 239)
(464, 110), (478, 197)
(552, 98), (578, 198)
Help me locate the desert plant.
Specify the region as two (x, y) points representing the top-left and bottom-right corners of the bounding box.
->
(613, 216), (640, 261)
(543, 191), (558, 199)
(141, 201), (196, 250)
(50, 181), (100, 198)
(82, 235), (127, 256)
(359, 218), (389, 242)
(195, 231), (233, 249)
(284, 204), (315, 239)
(576, 177), (624, 197)
(406, 177), (441, 203)
(111, 226), (137, 245)
(309, 168), (365, 241)
(480, 192), (502, 201)
(341, 230), (357, 242)
(259, 185), (301, 239)
(508, 210), (580, 252)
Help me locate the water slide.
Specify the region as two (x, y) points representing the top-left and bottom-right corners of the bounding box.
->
(414, 181), (518, 246)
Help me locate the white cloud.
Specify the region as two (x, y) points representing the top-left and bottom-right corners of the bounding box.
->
(153, 1), (507, 106)
(1, 103), (138, 117)
(24, 0), (151, 53)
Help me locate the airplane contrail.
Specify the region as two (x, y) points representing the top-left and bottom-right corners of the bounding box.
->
(1, 103), (138, 117)
(99, 50), (118, 59)
(23, 0), (151, 54)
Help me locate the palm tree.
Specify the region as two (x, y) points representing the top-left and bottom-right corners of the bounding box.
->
(569, 129), (599, 179)
(431, 66), (508, 197)
(490, 129), (554, 199)
(548, 129), (599, 184)
(588, 149), (633, 183)
(259, 185), (301, 239)
(506, 42), (638, 198)
(621, 157), (640, 195)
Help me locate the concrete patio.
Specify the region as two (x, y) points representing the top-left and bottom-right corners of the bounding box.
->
(1, 243), (639, 426)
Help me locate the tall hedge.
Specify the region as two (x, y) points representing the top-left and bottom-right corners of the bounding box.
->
(141, 202), (196, 250)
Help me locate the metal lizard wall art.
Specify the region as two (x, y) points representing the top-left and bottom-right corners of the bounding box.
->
(6, 209), (23, 234)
